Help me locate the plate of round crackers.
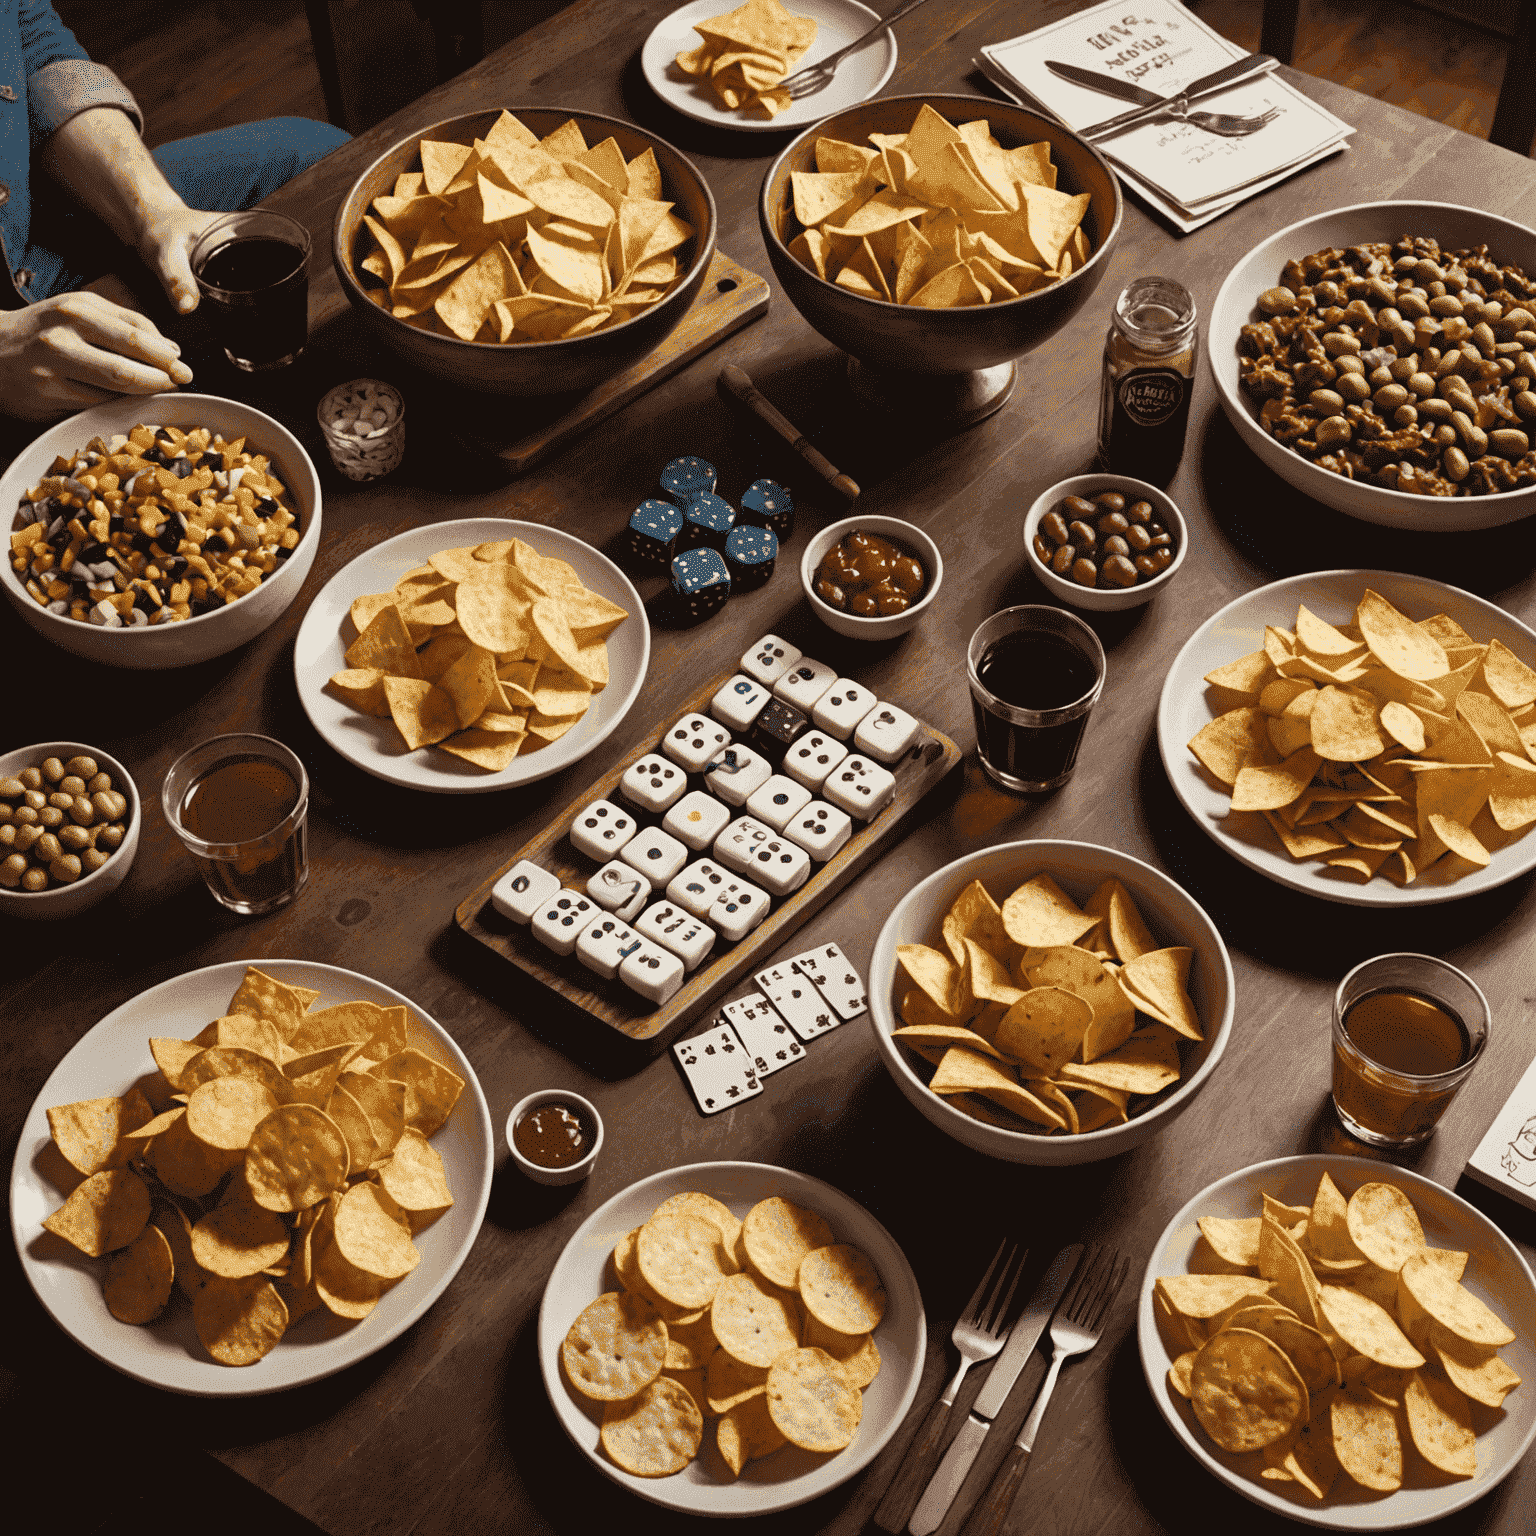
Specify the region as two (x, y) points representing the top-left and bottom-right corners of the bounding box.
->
(294, 517), (649, 793)
(1138, 1154), (1536, 1528)
(1158, 570), (1536, 906)
(10, 960), (494, 1396)
(538, 1161), (925, 1513)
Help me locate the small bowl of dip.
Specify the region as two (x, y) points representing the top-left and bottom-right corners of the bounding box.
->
(507, 1090), (604, 1186)
(800, 514), (943, 640)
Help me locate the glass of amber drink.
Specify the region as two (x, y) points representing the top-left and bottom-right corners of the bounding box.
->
(1331, 953), (1490, 1148)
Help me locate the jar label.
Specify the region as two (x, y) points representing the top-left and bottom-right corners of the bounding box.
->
(1117, 369), (1187, 427)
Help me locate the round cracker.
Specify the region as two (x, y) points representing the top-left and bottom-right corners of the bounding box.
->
(334, 1181), (421, 1280)
(1189, 1327), (1309, 1452)
(563, 1290), (668, 1402)
(637, 1212), (732, 1310)
(711, 1272), (801, 1368)
(742, 1196), (834, 1289)
(601, 1376), (703, 1477)
(245, 1103), (350, 1212)
(376, 1127), (454, 1212)
(185, 1075), (280, 1152)
(653, 1191), (743, 1255)
(613, 1226), (704, 1325)
(766, 1346), (862, 1452)
(314, 1229), (384, 1319)
(40, 1167), (151, 1258)
(193, 1274), (289, 1365)
(1223, 1310), (1339, 1396)
(104, 1222), (175, 1324)
(191, 1188), (291, 1279)
(802, 1312), (881, 1389)
(799, 1243), (886, 1334)
(664, 1311), (720, 1371)
(1345, 1182), (1426, 1273)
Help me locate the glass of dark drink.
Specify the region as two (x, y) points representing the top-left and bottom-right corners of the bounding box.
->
(191, 210), (311, 371)
(966, 605), (1106, 793)
(162, 734), (309, 915)
(1331, 953), (1490, 1148)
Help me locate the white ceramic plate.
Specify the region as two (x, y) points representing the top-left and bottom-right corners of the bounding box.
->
(640, 0), (897, 135)
(293, 517), (649, 793)
(1157, 569), (1536, 907)
(538, 1161), (925, 1515)
(1138, 1154), (1536, 1529)
(11, 960), (494, 1397)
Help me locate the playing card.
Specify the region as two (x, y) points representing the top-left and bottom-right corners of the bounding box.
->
(789, 942), (867, 1020)
(754, 964), (839, 1042)
(723, 991), (805, 1078)
(673, 1022), (762, 1115)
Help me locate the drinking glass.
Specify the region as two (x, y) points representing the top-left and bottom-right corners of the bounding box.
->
(191, 210), (311, 371)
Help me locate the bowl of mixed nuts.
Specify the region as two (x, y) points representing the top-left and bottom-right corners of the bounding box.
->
(0, 743), (140, 920)
(1209, 200), (1536, 531)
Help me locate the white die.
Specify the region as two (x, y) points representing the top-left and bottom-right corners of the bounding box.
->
(575, 914), (645, 979)
(714, 815), (776, 876)
(706, 877), (772, 941)
(710, 674), (771, 733)
(745, 774), (813, 832)
(586, 860), (651, 920)
(635, 902), (717, 971)
(667, 858), (734, 919)
(854, 702), (922, 763)
(772, 657), (838, 711)
(619, 826), (690, 885)
(660, 713), (732, 772)
(781, 731), (848, 791)
(619, 938), (686, 1005)
(530, 890), (596, 956)
(811, 678), (879, 740)
(619, 754), (687, 814)
(741, 832), (812, 896)
(568, 799), (638, 861)
(740, 633), (801, 686)
(701, 742), (772, 806)
(782, 800), (853, 860)
(663, 790), (733, 851)
(490, 859), (560, 924)
(822, 754), (896, 820)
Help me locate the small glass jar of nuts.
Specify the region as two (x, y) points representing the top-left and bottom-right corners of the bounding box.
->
(0, 751), (133, 892)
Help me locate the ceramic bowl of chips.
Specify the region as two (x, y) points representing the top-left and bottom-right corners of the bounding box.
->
(0, 394), (321, 671)
(868, 840), (1234, 1166)
(334, 108), (717, 396)
(0, 742), (141, 920)
(759, 95), (1122, 426)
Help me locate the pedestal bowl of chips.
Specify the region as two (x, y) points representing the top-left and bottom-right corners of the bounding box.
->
(759, 96), (1122, 429)
(869, 840), (1234, 1165)
(334, 108), (716, 395)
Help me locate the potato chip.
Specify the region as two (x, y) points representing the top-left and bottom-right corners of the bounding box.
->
(42, 1167), (151, 1257)
(192, 1184), (291, 1279)
(47, 1089), (155, 1175)
(1346, 1182), (1426, 1273)
(1259, 1213), (1323, 1328)
(766, 1346), (862, 1451)
(151, 1110), (239, 1198)
(639, 1212), (734, 1310)
(333, 1181), (420, 1279)
(1190, 1328), (1308, 1451)
(376, 1127), (453, 1213)
(711, 1272), (801, 1367)
(185, 1075), (280, 1153)
(564, 1290), (668, 1401)
(1429, 1321), (1522, 1408)
(995, 987), (1092, 1075)
(1316, 1283), (1424, 1368)
(103, 1222), (175, 1324)
(1001, 874), (1097, 947)
(1197, 1216), (1261, 1269)
(1331, 1389), (1403, 1490)
(193, 1274), (289, 1366)
(717, 1390), (787, 1475)
(245, 1103), (350, 1212)
(314, 1227), (385, 1319)
(339, 1070), (405, 1160)
(601, 1376), (704, 1477)
(1398, 1250), (1516, 1346)
(1403, 1369), (1476, 1478)
(1158, 1273), (1274, 1319)
(1058, 1025), (1181, 1097)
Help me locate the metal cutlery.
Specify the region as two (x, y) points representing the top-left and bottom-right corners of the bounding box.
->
(1045, 53), (1281, 141)
(778, 0), (931, 100)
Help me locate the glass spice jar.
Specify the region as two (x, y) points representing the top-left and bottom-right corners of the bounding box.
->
(1097, 275), (1197, 486)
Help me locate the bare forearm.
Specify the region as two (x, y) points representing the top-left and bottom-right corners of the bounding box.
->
(36, 105), (184, 249)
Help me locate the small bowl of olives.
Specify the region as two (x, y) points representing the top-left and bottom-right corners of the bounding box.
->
(800, 514), (944, 640)
(1023, 474), (1187, 612)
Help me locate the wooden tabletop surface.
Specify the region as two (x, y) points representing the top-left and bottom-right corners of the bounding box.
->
(6, 2), (1536, 1532)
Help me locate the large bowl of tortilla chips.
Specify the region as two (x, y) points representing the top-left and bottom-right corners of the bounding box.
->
(334, 109), (716, 395)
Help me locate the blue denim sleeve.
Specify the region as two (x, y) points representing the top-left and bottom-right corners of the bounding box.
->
(19, 0), (143, 140)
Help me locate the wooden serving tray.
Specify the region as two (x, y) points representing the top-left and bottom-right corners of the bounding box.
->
(455, 665), (960, 1044)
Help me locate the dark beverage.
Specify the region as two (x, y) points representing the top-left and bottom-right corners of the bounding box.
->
(975, 629), (1098, 710)
(1341, 989), (1472, 1076)
(514, 1101), (596, 1168)
(178, 753), (307, 912)
(193, 216), (310, 370)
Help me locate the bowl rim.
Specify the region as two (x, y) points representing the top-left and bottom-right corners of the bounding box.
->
(0, 740), (140, 902)
(1207, 197), (1536, 507)
(868, 838), (1235, 1146)
(0, 392), (320, 640)
(758, 91), (1124, 314)
(798, 512), (945, 628)
(1021, 473), (1188, 602)
(331, 106), (718, 354)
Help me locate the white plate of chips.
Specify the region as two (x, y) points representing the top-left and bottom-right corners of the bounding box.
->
(538, 1161), (925, 1513)
(641, 0), (898, 134)
(1157, 570), (1536, 906)
(293, 517), (649, 793)
(10, 960), (494, 1397)
(1138, 1155), (1536, 1527)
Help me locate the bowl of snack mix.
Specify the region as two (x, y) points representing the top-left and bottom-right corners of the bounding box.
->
(1210, 201), (1536, 531)
(1, 394), (321, 669)
(333, 109), (717, 396)
(0, 742), (140, 920)
(868, 840), (1234, 1165)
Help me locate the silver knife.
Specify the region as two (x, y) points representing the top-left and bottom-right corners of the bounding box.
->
(1045, 53), (1278, 141)
(907, 1245), (1082, 1536)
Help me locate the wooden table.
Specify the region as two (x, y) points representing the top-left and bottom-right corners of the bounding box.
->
(5, 3), (1536, 1532)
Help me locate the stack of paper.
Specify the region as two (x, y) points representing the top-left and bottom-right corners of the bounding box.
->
(976, 0), (1353, 233)
(1466, 1051), (1536, 1216)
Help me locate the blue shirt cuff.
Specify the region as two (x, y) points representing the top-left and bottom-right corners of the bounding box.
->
(27, 58), (142, 141)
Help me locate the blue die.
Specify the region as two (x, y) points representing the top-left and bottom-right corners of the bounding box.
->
(660, 456), (717, 506)
(723, 525), (776, 591)
(740, 478), (794, 538)
(625, 498), (684, 568)
(678, 491), (736, 552)
(671, 547), (732, 620)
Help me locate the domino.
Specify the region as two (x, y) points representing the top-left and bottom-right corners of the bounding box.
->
(710, 673), (771, 733)
(701, 742), (772, 806)
(568, 799), (638, 861)
(745, 773), (812, 832)
(705, 876), (772, 941)
(737, 832), (812, 896)
(854, 702), (922, 763)
(635, 902), (717, 970)
(586, 860), (651, 921)
(773, 657), (838, 712)
(619, 937), (686, 1004)
(661, 713), (733, 773)
(619, 826), (690, 885)
(663, 790), (733, 852)
(781, 731), (848, 791)
(740, 633), (801, 687)
(811, 678), (879, 740)
(822, 754), (896, 820)
(531, 890), (596, 956)
(782, 800), (852, 861)
(667, 858), (735, 919)
(576, 915), (645, 979)
(714, 815), (775, 876)
(491, 860), (561, 925)
(619, 755), (688, 814)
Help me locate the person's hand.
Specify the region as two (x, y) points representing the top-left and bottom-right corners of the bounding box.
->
(0, 291), (193, 420)
(137, 205), (225, 314)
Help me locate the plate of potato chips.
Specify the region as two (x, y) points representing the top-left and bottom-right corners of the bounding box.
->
(10, 960), (493, 1396)
(538, 1161), (924, 1513)
(1139, 1155), (1536, 1526)
(1159, 570), (1536, 905)
(294, 517), (649, 792)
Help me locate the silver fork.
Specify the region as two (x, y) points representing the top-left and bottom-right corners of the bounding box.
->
(778, 0), (931, 101)
(960, 1244), (1130, 1536)
(871, 1238), (1027, 1535)
(1083, 102), (1280, 142)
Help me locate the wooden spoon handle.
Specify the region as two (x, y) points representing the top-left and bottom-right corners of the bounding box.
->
(718, 364), (860, 501)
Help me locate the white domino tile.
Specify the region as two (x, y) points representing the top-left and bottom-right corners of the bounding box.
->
(714, 815), (775, 876)
(620, 938), (685, 1004)
(660, 713), (732, 773)
(667, 858), (735, 920)
(854, 701), (922, 763)
(772, 657), (837, 712)
(619, 755), (688, 814)
(740, 633), (801, 687)
(822, 754), (896, 820)
(710, 674), (772, 733)
(619, 826), (690, 885)
(662, 790), (733, 852)
(782, 800), (852, 861)
(738, 832), (812, 896)
(568, 799), (638, 862)
(586, 860), (651, 920)
(576, 915), (645, 979)
(635, 902), (717, 970)
(530, 890), (596, 956)
(810, 678), (879, 740)
(781, 731), (848, 791)
(701, 742), (771, 806)
(490, 860), (560, 924)
(745, 774), (812, 832)
(705, 877), (771, 941)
